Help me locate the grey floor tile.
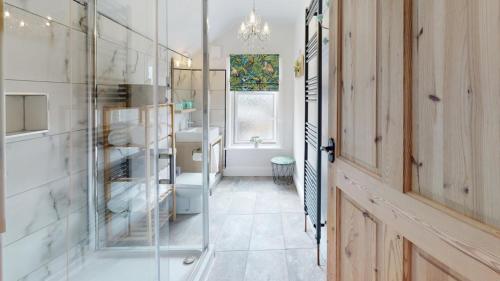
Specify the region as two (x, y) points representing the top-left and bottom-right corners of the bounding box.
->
(285, 249), (326, 281)
(207, 251), (248, 281)
(249, 214), (285, 250)
(279, 191), (304, 213)
(216, 214), (254, 251)
(210, 192), (233, 214)
(282, 213), (316, 249)
(244, 250), (288, 281)
(209, 213), (227, 242)
(254, 191), (281, 214)
(228, 192), (256, 214)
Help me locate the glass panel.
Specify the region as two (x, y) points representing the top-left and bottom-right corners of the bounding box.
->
(68, 0), (162, 280)
(412, 0), (500, 229)
(2, 1), (90, 280)
(234, 92), (276, 143)
(2, 0), (210, 279)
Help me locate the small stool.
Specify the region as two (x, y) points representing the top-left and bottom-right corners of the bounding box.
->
(271, 156), (295, 185)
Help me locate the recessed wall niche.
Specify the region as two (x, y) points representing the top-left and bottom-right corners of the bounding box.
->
(6, 93), (49, 137)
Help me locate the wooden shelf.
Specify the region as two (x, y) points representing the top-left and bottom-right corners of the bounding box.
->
(174, 108), (197, 114)
(103, 103), (177, 246)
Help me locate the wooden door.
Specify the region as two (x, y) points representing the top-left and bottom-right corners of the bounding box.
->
(326, 0), (500, 280)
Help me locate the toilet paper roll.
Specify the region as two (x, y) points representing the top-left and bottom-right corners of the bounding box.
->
(192, 148), (202, 162)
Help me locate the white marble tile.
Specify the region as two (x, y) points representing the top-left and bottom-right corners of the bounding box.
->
(4, 5), (70, 82)
(4, 177), (70, 245)
(207, 251), (247, 281)
(5, 80), (72, 138)
(126, 49), (148, 85)
(97, 14), (127, 46)
(68, 207), (89, 247)
(244, 250), (288, 281)
(71, 129), (88, 173)
(249, 214), (285, 250)
(19, 249), (68, 281)
(6, 0), (70, 26)
(97, 38), (127, 84)
(71, 170), (88, 211)
(3, 219), (67, 281)
(216, 214), (253, 251)
(173, 69), (192, 90)
(191, 70), (202, 91)
(72, 29), (88, 83)
(97, 0), (156, 40)
(285, 249), (326, 281)
(6, 133), (70, 197)
(72, 83), (88, 131)
(70, 0), (88, 32)
(209, 71), (226, 91)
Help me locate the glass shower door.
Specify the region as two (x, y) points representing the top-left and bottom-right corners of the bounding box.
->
(82, 0), (169, 280)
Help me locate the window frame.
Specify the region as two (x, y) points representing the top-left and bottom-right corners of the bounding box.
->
(231, 90), (278, 145)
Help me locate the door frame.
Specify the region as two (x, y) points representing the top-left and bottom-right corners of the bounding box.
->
(326, 0), (500, 280)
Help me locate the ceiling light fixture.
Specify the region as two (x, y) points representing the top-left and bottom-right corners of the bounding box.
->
(237, 0), (270, 49)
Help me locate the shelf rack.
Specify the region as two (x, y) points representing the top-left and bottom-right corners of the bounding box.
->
(102, 103), (176, 246)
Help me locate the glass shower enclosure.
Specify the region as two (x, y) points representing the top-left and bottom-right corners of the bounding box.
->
(87, 0), (211, 280)
(1, 0), (211, 280)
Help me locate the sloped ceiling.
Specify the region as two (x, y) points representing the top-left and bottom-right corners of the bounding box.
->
(168, 0), (306, 56)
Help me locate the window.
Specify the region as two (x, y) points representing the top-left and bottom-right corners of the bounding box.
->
(229, 54), (280, 146)
(233, 91), (277, 144)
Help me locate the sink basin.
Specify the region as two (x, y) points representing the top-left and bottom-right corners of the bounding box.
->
(176, 127), (220, 143)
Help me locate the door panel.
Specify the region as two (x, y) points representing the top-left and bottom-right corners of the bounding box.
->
(377, 225), (403, 281)
(339, 194), (377, 281)
(328, 0), (500, 280)
(412, 247), (469, 281)
(340, 0), (378, 170)
(412, 0), (500, 229)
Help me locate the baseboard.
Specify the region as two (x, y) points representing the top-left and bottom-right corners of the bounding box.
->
(223, 166), (273, 176)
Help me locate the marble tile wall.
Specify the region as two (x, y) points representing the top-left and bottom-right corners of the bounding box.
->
(3, 1), (89, 280)
(3, 0), (182, 279)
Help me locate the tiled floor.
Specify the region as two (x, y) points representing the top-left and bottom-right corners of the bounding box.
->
(207, 177), (326, 281)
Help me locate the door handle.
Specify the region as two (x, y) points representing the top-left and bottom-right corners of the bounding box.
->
(321, 138), (336, 163)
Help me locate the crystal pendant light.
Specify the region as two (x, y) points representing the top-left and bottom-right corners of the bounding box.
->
(237, 0), (271, 49)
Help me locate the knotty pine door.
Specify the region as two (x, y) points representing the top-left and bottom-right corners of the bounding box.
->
(326, 0), (500, 280)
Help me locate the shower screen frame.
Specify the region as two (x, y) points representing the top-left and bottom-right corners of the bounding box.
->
(87, 0), (211, 279)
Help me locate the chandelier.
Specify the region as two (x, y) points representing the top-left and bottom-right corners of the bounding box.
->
(237, 0), (270, 47)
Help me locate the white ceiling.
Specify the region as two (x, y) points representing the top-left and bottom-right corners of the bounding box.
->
(167, 0), (306, 55)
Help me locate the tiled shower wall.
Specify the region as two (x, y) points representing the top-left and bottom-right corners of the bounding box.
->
(2, 0), (179, 279)
(3, 0), (89, 280)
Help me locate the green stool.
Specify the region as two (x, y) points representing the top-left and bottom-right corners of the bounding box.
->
(271, 156), (295, 185)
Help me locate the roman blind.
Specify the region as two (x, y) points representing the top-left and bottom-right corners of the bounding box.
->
(230, 54), (279, 91)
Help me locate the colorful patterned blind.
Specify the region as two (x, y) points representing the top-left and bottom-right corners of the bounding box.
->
(230, 54), (279, 91)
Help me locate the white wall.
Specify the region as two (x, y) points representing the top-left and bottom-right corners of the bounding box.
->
(193, 23), (296, 176)
(293, 5), (307, 201)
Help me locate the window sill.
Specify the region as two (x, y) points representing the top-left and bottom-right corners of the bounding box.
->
(226, 144), (282, 150)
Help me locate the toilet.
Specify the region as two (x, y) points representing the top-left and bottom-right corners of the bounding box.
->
(175, 173), (216, 214)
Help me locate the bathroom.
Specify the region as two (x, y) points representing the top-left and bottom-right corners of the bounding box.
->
(1, 0), (327, 280)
